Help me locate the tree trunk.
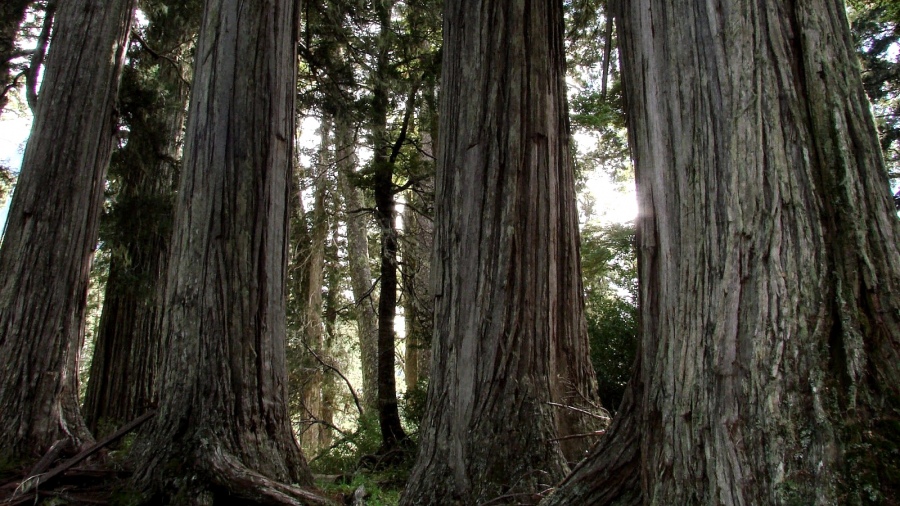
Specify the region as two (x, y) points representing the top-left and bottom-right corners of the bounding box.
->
(83, 6), (195, 436)
(371, 0), (408, 453)
(128, 0), (324, 502)
(0, 0), (135, 464)
(301, 120), (331, 453)
(336, 119), (379, 414)
(402, 127), (434, 392)
(0, 0), (31, 112)
(544, 0), (900, 504)
(401, 1), (599, 503)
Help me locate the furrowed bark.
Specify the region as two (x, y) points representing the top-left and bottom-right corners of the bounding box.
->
(402, 1), (599, 503)
(128, 0), (324, 502)
(545, 0), (900, 503)
(0, 0), (135, 464)
(83, 4), (196, 435)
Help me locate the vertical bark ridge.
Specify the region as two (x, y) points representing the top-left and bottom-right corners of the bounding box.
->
(83, 6), (195, 434)
(402, 1), (598, 503)
(129, 0), (322, 502)
(0, 0), (135, 463)
(544, 0), (900, 503)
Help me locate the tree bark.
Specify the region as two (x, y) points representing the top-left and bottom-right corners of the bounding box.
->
(544, 0), (900, 504)
(83, 5), (195, 436)
(401, 1), (599, 503)
(336, 120), (379, 414)
(0, 0), (31, 112)
(128, 0), (324, 502)
(0, 0), (135, 464)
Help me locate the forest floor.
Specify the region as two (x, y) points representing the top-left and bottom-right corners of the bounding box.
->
(0, 413), (412, 505)
(0, 449), (407, 505)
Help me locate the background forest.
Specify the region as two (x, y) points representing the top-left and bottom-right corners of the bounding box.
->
(0, 0), (898, 504)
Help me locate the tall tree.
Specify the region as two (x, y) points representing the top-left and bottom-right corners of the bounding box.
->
(402, 0), (599, 503)
(544, 0), (900, 503)
(850, 0), (900, 182)
(300, 119), (334, 452)
(336, 119), (380, 413)
(127, 0), (325, 502)
(83, 0), (199, 435)
(0, 0), (135, 463)
(369, 0), (411, 453)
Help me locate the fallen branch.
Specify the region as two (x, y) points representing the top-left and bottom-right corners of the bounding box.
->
(549, 430), (607, 443)
(546, 402), (611, 421)
(302, 340), (364, 416)
(206, 447), (333, 505)
(26, 438), (70, 479)
(15, 411), (155, 495)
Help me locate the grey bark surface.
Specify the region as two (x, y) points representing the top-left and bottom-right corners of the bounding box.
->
(128, 0), (324, 502)
(544, 0), (900, 504)
(83, 11), (194, 434)
(0, 0), (135, 462)
(336, 120), (379, 414)
(402, 1), (599, 503)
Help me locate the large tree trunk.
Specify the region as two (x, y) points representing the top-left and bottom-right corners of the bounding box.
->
(128, 0), (324, 502)
(544, 0), (900, 504)
(0, 0), (134, 463)
(0, 0), (31, 112)
(401, 1), (599, 503)
(336, 120), (379, 414)
(83, 6), (195, 435)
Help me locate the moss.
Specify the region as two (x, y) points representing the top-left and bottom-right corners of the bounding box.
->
(109, 484), (146, 506)
(0, 454), (25, 481)
(838, 414), (900, 505)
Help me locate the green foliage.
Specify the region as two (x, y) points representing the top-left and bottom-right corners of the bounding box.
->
(399, 378), (428, 437)
(309, 412), (416, 478)
(317, 473), (402, 506)
(0, 163), (13, 205)
(848, 0), (900, 184)
(581, 222), (638, 411)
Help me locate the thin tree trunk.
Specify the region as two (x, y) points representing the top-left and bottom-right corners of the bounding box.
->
(402, 1), (598, 503)
(336, 120), (379, 414)
(128, 0), (324, 502)
(544, 0), (900, 503)
(0, 0), (135, 463)
(302, 120), (331, 453)
(320, 218), (341, 450)
(402, 127), (434, 392)
(371, 0), (408, 453)
(83, 8), (194, 435)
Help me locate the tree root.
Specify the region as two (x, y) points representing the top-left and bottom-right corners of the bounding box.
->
(540, 378), (642, 506)
(204, 448), (333, 506)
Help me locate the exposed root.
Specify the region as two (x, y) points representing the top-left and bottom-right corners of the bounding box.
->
(540, 377), (642, 506)
(205, 448), (334, 506)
